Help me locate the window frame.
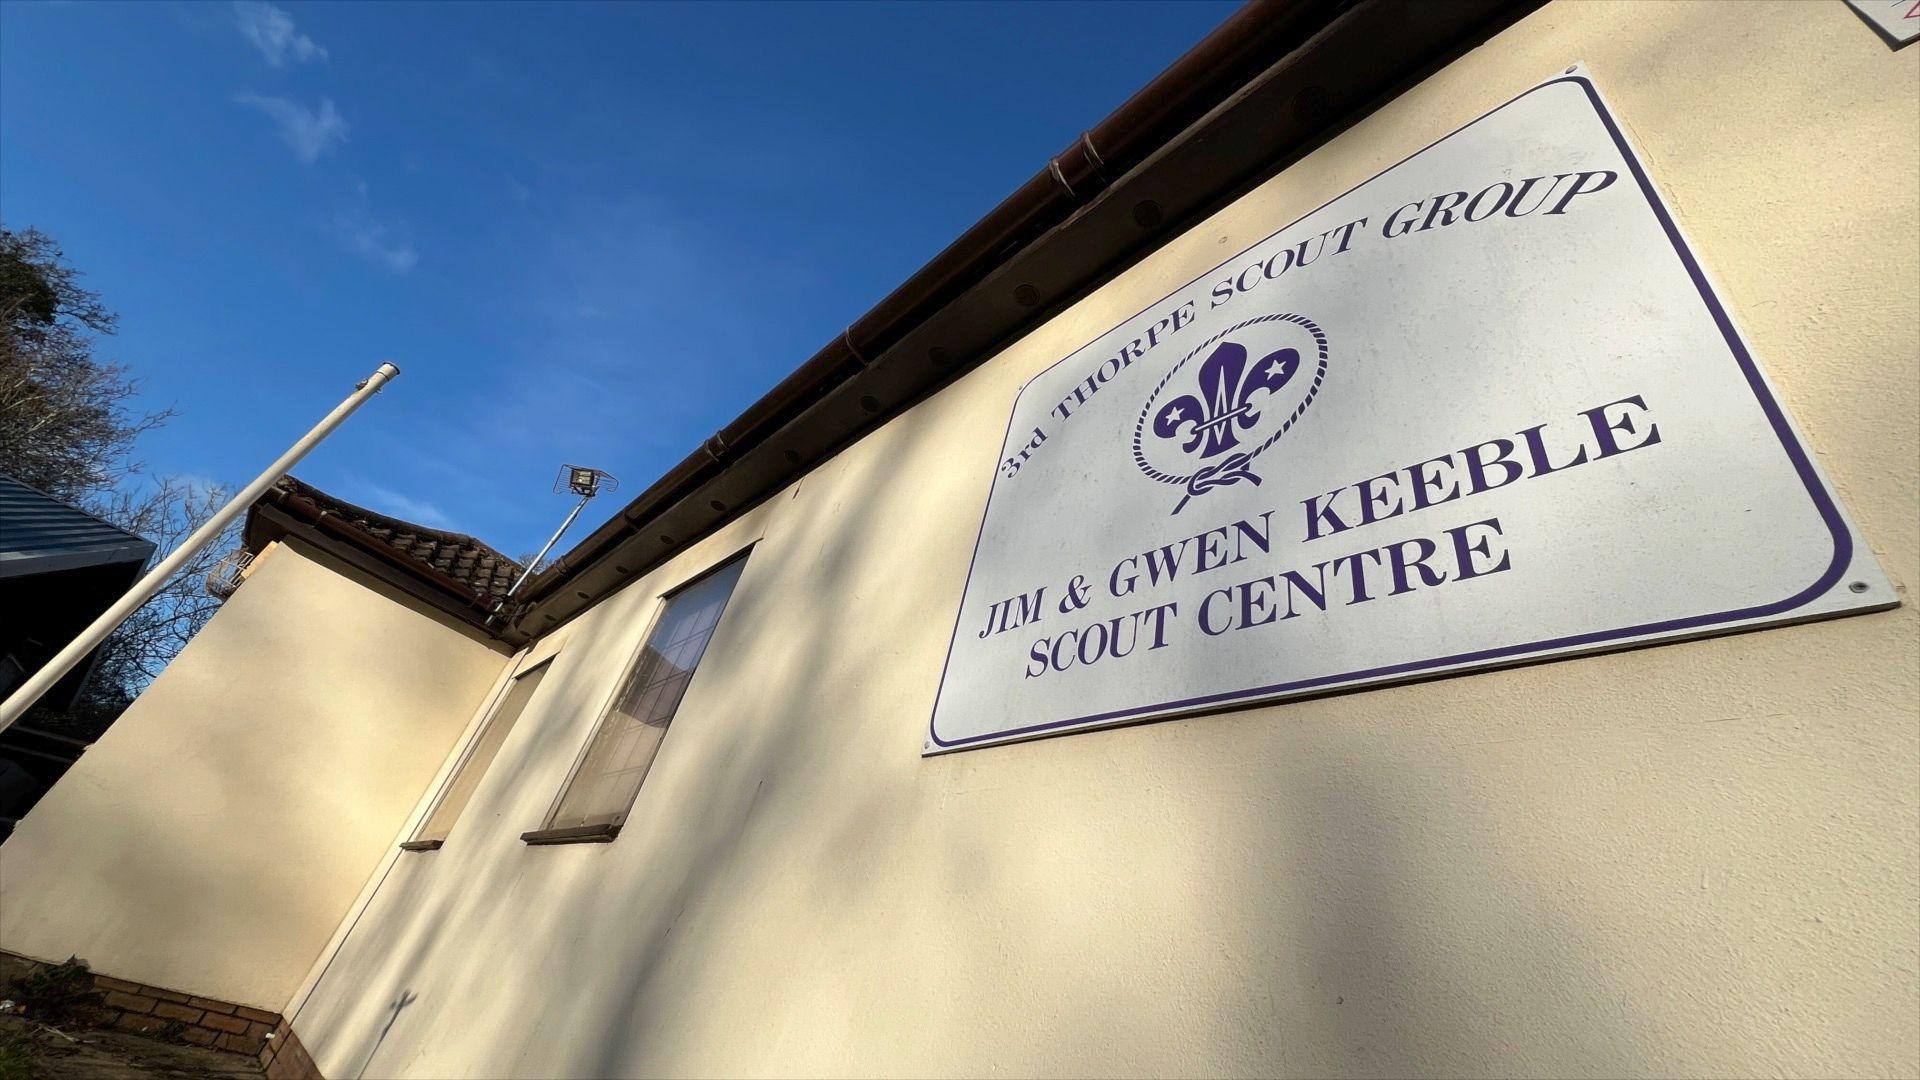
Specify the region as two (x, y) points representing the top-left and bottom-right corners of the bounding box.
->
(521, 547), (752, 847)
(400, 655), (555, 852)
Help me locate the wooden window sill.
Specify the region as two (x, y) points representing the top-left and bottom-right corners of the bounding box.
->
(521, 823), (620, 846)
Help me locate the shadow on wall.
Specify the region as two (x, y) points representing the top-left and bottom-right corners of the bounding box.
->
(288, 352), (1697, 1077)
(1260, 737), (1661, 1077)
(292, 399), (964, 1078)
(352, 989), (415, 1080)
(534, 403), (964, 1079)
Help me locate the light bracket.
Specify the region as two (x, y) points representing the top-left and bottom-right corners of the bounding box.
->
(555, 465), (618, 499)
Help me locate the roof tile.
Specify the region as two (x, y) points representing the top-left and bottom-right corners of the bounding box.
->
(264, 477), (523, 606)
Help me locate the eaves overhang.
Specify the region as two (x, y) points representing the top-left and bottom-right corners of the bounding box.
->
(0, 473), (157, 581)
(244, 479), (520, 639)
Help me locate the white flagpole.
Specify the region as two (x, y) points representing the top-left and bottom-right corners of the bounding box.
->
(0, 362), (401, 734)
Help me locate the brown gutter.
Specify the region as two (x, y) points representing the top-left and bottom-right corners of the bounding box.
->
(514, 0), (1336, 604)
(506, 0), (1539, 643)
(713, 0), (1339, 444)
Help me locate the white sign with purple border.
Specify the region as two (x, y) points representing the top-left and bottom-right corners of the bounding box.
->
(924, 67), (1897, 755)
(1845, 0), (1920, 47)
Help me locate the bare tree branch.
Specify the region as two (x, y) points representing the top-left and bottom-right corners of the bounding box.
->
(1, 225), (235, 739)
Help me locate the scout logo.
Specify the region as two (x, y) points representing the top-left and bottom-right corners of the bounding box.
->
(1132, 312), (1328, 513)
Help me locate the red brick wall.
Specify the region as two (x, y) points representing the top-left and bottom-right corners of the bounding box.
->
(260, 1015), (323, 1080)
(1, 951), (322, 1077)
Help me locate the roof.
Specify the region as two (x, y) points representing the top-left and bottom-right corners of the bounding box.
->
(247, 476), (523, 610)
(0, 473), (156, 580)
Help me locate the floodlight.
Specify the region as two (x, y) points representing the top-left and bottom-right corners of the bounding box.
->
(499, 464), (621, 611)
(556, 465), (618, 499)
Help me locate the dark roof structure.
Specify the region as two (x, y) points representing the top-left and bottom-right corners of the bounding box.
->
(0, 473), (161, 833)
(0, 474), (156, 579)
(245, 477), (523, 630)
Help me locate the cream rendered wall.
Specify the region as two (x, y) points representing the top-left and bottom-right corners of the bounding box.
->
(0, 540), (511, 1010)
(288, 3), (1919, 1076)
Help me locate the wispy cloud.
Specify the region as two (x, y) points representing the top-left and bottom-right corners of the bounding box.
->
(167, 473), (228, 501)
(232, 1), (327, 67)
(333, 212), (418, 272)
(355, 481), (457, 531)
(236, 93), (348, 163)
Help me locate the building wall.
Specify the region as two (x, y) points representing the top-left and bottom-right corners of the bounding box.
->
(290, 3), (1912, 1075)
(0, 540), (511, 1010)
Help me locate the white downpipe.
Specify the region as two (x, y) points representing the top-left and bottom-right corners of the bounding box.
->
(0, 362), (402, 734)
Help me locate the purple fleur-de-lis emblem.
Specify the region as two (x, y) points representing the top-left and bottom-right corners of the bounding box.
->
(1152, 340), (1300, 460)
(1132, 313), (1328, 516)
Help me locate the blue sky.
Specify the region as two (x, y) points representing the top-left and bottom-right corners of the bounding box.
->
(1, 0), (1236, 557)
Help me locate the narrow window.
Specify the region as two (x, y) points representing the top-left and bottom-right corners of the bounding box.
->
(402, 659), (551, 851)
(527, 553), (747, 844)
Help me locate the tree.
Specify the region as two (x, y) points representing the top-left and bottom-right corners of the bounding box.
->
(55, 479), (239, 733)
(0, 228), (169, 502)
(0, 226), (237, 736)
